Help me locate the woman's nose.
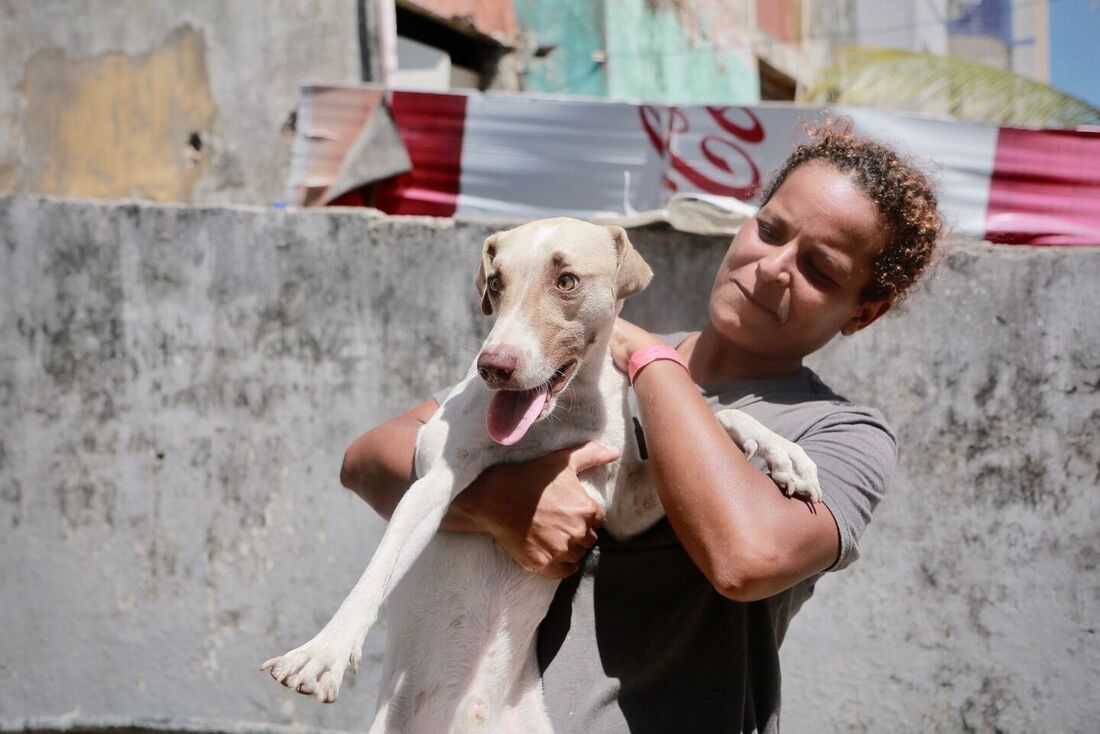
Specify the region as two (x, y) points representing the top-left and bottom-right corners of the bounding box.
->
(757, 244), (795, 286)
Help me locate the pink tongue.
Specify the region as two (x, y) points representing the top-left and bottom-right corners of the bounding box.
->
(487, 386), (549, 445)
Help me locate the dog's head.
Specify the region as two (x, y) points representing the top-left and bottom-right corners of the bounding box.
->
(473, 217), (653, 445)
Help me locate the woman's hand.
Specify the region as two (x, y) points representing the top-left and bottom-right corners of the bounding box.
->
(452, 442), (620, 578)
(609, 317), (664, 373)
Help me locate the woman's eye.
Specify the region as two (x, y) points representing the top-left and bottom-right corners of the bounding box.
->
(557, 273), (579, 291)
(757, 221), (778, 243)
(807, 263), (836, 288)
(487, 275), (503, 293)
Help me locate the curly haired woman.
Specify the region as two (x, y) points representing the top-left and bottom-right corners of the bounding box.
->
(340, 123), (944, 733)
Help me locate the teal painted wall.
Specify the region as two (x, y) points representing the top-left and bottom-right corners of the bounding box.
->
(604, 0), (759, 104)
(515, 0), (759, 104)
(514, 0), (608, 97)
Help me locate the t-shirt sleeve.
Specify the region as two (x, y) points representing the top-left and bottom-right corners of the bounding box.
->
(797, 408), (897, 572)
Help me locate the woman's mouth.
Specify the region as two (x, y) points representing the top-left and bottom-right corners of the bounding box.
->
(734, 280), (779, 319)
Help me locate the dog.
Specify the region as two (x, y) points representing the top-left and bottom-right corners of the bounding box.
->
(261, 218), (820, 733)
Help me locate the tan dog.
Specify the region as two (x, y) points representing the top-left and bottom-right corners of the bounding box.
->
(262, 218), (820, 733)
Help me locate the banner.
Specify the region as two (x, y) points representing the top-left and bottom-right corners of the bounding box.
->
(290, 86), (1100, 245)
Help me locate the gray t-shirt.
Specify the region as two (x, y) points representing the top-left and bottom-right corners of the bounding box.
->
(535, 333), (897, 734)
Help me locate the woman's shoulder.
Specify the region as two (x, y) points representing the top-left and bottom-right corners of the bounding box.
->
(649, 330), (893, 442)
(707, 366), (895, 447)
(796, 368), (895, 439)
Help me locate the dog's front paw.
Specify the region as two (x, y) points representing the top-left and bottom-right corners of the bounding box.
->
(717, 409), (822, 503)
(261, 633), (362, 704)
(750, 433), (821, 502)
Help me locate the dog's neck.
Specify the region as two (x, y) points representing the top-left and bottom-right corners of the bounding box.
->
(555, 318), (623, 414)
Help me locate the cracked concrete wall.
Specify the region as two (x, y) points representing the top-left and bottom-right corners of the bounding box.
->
(0, 195), (1097, 732)
(0, 1), (360, 205)
(782, 245), (1100, 733)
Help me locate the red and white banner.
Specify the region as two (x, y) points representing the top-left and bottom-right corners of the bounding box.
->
(295, 87), (1100, 245)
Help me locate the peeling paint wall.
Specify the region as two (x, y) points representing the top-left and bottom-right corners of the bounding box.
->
(0, 196), (1098, 732)
(515, 0), (760, 103)
(604, 0), (759, 103)
(22, 26), (217, 201)
(514, 0), (609, 97)
(0, 1), (360, 206)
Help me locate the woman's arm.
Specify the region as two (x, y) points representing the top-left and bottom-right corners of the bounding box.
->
(339, 398), (445, 521)
(339, 400), (616, 578)
(614, 324), (841, 602)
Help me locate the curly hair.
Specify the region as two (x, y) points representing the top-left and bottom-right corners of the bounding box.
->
(759, 121), (944, 304)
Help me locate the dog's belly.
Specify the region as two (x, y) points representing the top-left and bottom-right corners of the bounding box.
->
(372, 531), (558, 734)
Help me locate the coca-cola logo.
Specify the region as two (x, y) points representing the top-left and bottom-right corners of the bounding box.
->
(640, 105), (764, 199)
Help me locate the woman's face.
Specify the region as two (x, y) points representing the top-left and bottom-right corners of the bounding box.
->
(708, 161), (892, 363)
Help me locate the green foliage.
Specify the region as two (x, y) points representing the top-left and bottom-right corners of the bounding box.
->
(806, 47), (1100, 128)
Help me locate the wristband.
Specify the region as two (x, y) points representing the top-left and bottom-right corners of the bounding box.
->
(627, 345), (689, 385)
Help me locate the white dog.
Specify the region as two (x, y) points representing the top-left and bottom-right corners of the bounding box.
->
(262, 218), (820, 733)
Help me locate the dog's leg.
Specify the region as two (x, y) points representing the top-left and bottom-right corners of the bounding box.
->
(715, 409), (822, 502)
(262, 462), (477, 703)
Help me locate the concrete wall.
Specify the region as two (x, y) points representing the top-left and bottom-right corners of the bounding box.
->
(0, 1), (361, 206)
(0, 195), (1097, 732)
(785, 243), (1100, 732)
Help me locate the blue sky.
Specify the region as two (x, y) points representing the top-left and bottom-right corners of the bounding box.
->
(1050, 0), (1100, 107)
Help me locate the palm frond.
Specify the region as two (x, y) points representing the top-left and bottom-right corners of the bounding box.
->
(805, 47), (1100, 128)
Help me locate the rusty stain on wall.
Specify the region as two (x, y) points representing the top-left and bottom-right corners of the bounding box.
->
(0, 161), (15, 192)
(20, 25), (217, 201)
(404, 0), (517, 43)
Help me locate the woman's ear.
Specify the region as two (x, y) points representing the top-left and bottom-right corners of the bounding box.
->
(842, 299), (892, 335)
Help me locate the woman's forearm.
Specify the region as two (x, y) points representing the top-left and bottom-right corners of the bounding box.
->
(339, 399), (613, 577)
(339, 398), (483, 532)
(631, 362), (839, 601)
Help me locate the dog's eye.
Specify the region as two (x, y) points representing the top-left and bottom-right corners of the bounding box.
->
(557, 273), (578, 291)
(487, 275), (503, 294)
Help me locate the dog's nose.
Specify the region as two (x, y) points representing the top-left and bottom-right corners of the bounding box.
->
(477, 348), (517, 385)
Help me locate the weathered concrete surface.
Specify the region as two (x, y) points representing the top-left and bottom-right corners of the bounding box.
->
(785, 244), (1100, 733)
(0, 1), (360, 205)
(0, 195), (1097, 732)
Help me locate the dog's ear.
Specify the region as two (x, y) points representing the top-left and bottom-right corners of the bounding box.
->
(475, 233), (498, 315)
(608, 225), (653, 300)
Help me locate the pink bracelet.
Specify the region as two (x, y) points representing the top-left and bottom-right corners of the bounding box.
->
(627, 345), (689, 385)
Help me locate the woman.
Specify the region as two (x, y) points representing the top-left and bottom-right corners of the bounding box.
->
(340, 124), (943, 733)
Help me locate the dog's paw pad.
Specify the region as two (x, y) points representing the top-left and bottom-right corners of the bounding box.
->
(262, 636), (357, 703)
(316, 669), (343, 703)
(349, 647), (361, 674)
(755, 437), (821, 503)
